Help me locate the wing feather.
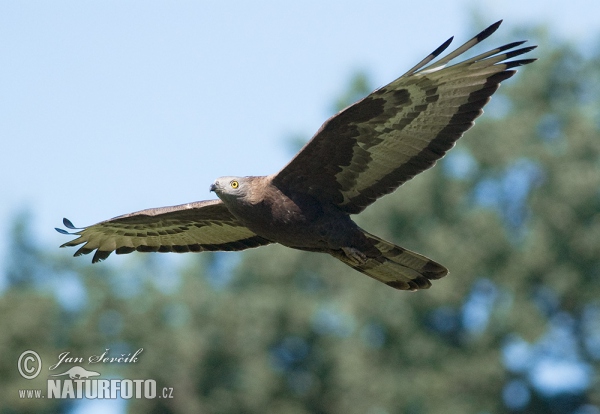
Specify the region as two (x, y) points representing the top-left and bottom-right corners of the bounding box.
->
(272, 21), (536, 214)
(56, 199), (271, 263)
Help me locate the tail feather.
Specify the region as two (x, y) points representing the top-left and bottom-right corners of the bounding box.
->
(331, 231), (448, 291)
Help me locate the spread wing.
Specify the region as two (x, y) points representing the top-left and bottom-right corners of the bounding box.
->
(56, 199), (272, 263)
(272, 21), (536, 214)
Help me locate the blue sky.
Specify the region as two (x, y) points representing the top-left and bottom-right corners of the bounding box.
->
(1, 0), (599, 268)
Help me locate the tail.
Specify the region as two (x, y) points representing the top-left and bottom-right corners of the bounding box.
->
(331, 230), (448, 291)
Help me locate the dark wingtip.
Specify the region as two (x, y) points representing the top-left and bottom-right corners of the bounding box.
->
(92, 250), (112, 263)
(503, 40), (527, 49)
(477, 20), (503, 42)
(505, 58), (538, 69)
(431, 36), (454, 58)
(55, 227), (70, 235)
(505, 45), (538, 60)
(63, 218), (78, 229)
(74, 246), (93, 257)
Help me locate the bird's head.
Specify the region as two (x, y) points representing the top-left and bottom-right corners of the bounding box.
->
(210, 176), (247, 201)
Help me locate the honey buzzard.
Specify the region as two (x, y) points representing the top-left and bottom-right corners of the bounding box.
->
(57, 21), (536, 291)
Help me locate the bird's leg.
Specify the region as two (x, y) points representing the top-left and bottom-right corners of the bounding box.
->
(341, 247), (368, 266)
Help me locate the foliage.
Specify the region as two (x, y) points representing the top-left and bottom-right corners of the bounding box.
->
(1, 26), (599, 413)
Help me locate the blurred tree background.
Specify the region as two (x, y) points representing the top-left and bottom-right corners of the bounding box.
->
(2, 24), (599, 414)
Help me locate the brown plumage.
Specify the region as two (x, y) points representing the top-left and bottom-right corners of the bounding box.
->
(57, 21), (536, 291)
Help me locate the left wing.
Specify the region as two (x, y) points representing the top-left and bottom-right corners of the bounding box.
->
(272, 21), (536, 214)
(56, 199), (271, 263)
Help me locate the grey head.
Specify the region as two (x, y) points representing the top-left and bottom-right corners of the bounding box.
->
(209, 176), (249, 202)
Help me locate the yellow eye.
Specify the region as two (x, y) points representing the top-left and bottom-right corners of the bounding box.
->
(230, 180), (239, 189)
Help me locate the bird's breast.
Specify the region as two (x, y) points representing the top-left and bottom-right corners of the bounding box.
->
(227, 188), (358, 250)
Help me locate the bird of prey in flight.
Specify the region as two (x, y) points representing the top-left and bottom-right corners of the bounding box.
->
(57, 21), (536, 291)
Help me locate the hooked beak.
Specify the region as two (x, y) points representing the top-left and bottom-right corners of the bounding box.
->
(209, 182), (217, 193)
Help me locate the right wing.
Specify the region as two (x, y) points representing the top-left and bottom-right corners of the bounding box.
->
(56, 199), (272, 263)
(272, 21), (536, 214)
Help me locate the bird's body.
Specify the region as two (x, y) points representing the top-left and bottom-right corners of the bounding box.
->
(207, 175), (447, 289)
(57, 21), (536, 291)
(212, 175), (362, 252)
